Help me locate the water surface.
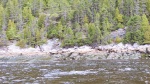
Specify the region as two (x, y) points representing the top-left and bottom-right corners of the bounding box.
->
(0, 60), (150, 84)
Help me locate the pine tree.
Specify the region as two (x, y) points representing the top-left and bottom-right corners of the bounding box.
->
(115, 8), (123, 23)
(6, 0), (19, 21)
(147, 0), (150, 13)
(124, 15), (142, 44)
(35, 28), (41, 45)
(141, 14), (150, 44)
(34, 26), (47, 46)
(87, 23), (101, 44)
(62, 27), (74, 47)
(101, 17), (111, 44)
(141, 14), (149, 32)
(38, 14), (46, 28)
(22, 6), (34, 23)
(144, 26), (150, 44)
(147, 0), (150, 21)
(0, 4), (4, 31)
(88, 23), (96, 43)
(6, 20), (17, 40)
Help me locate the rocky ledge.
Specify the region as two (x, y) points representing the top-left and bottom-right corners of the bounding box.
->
(0, 42), (150, 62)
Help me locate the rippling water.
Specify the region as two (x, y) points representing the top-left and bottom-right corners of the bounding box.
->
(0, 60), (150, 84)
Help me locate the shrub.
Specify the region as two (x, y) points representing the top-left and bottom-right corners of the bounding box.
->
(16, 39), (26, 48)
(115, 37), (122, 43)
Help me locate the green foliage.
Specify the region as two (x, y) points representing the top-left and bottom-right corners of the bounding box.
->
(101, 18), (111, 44)
(115, 8), (123, 23)
(38, 14), (46, 28)
(116, 23), (124, 29)
(87, 23), (102, 44)
(141, 14), (149, 32)
(22, 6), (34, 22)
(127, 15), (141, 26)
(123, 32), (134, 44)
(0, 4), (4, 31)
(143, 28), (150, 44)
(49, 22), (64, 39)
(23, 25), (33, 46)
(16, 39), (26, 48)
(35, 28), (47, 46)
(83, 15), (89, 23)
(115, 37), (122, 43)
(124, 15), (143, 44)
(6, 20), (17, 40)
(147, 0), (150, 13)
(114, 7), (124, 30)
(140, 14), (150, 44)
(0, 0), (150, 47)
(123, 30), (143, 44)
(62, 27), (75, 47)
(88, 23), (96, 43)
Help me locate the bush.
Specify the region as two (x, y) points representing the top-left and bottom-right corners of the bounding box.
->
(16, 39), (26, 48)
(115, 37), (122, 43)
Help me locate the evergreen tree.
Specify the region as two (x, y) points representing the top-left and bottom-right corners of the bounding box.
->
(124, 15), (142, 44)
(115, 7), (123, 23)
(62, 27), (74, 47)
(141, 14), (150, 43)
(38, 14), (46, 28)
(22, 6), (34, 23)
(0, 4), (4, 31)
(6, 20), (17, 40)
(144, 26), (150, 44)
(141, 14), (149, 32)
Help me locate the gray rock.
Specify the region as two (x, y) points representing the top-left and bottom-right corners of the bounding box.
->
(70, 52), (79, 57)
(107, 53), (118, 59)
(98, 55), (107, 59)
(129, 53), (141, 59)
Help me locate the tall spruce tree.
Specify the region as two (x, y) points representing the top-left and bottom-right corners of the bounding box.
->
(6, 20), (17, 40)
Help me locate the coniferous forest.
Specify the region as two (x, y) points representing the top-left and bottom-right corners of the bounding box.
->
(0, 0), (150, 48)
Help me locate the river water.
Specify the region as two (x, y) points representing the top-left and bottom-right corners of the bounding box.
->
(0, 60), (150, 84)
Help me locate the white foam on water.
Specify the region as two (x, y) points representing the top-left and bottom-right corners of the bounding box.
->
(39, 69), (48, 71)
(125, 68), (132, 71)
(44, 70), (97, 78)
(119, 68), (134, 71)
(60, 82), (74, 84)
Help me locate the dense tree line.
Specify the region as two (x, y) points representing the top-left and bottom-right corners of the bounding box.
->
(0, 0), (150, 48)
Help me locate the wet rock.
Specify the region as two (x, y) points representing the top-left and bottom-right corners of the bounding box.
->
(107, 53), (121, 59)
(61, 52), (71, 57)
(98, 54), (107, 59)
(129, 53), (141, 59)
(52, 54), (62, 59)
(70, 52), (79, 58)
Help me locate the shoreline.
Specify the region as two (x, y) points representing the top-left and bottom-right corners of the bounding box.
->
(0, 40), (150, 62)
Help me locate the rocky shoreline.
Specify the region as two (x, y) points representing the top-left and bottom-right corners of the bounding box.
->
(48, 43), (150, 60)
(0, 40), (150, 62)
